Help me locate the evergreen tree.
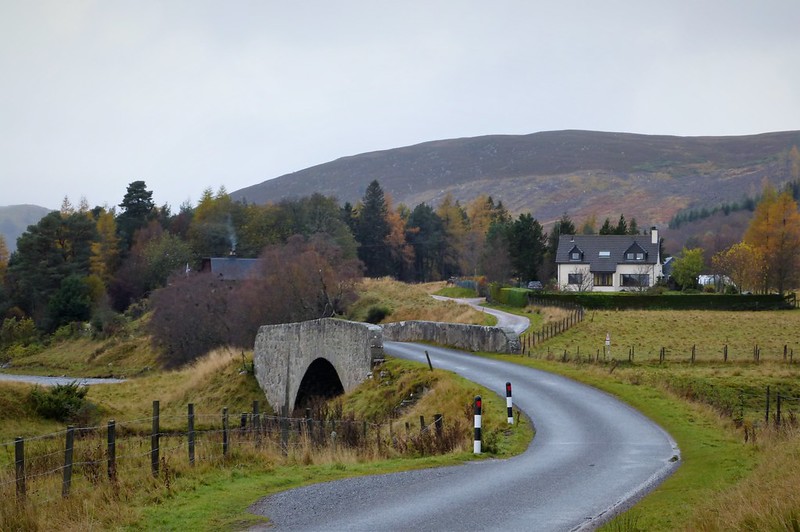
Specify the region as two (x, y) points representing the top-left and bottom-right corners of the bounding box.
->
(599, 218), (614, 235)
(614, 214), (628, 235)
(406, 203), (445, 282)
(117, 181), (156, 248)
(507, 213), (546, 282)
(355, 180), (392, 277)
(543, 213), (576, 281)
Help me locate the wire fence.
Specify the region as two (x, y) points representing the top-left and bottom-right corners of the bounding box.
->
(0, 400), (466, 507)
(520, 342), (800, 442)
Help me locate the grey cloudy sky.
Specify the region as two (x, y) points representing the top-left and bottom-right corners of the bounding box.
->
(2, 1), (799, 211)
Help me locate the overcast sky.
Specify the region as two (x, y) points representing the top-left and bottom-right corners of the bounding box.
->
(2, 1), (799, 211)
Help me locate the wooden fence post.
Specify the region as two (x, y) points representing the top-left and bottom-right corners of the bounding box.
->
(419, 415), (425, 432)
(280, 406), (289, 456)
(776, 394), (782, 427)
(62, 425), (75, 498)
(253, 400), (262, 448)
(188, 403), (195, 465)
(151, 400), (160, 478)
(724, 344), (728, 363)
(108, 420), (116, 481)
(222, 407), (229, 457)
(434, 413), (443, 438)
(765, 386), (770, 425)
(15, 437), (25, 502)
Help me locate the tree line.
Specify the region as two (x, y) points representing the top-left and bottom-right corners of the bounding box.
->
(0, 179), (619, 365)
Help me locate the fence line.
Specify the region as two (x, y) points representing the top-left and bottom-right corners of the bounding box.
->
(521, 299), (585, 354)
(1, 399), (460, 504)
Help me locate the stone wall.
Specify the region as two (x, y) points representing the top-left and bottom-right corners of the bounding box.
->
(382, 321), (520, 353)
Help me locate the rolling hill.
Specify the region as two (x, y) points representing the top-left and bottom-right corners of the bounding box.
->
(0, 204), (52, 251)
(231, 129), (800, 228)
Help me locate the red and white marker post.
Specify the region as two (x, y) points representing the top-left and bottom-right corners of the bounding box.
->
(473, 395), (482, 454)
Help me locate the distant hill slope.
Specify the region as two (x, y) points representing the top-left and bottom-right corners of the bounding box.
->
(0, 205), (53, 251)
(231, 129), (800, 226)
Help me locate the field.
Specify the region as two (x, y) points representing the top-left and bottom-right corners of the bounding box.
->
(507, 307), (800, 531)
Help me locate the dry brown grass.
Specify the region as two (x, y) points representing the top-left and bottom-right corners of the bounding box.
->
(349, 277), (492, 325)
(689, 427), (800, 531)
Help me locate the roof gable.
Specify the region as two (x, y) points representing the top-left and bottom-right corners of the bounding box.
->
(556, 234), (659, 269)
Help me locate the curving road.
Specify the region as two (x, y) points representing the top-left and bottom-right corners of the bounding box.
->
(250, 305), (679, 531)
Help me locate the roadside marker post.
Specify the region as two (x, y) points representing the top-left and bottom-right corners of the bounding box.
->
(473, 395), (482, 454)
(506, 382), (514, 424)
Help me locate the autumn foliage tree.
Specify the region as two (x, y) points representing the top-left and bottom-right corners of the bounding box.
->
(743, 188), (800, 294)
(712, 242), (764, 294)
(148, 234), (362, 367)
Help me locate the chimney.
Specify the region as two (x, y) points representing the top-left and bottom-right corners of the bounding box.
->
(650, 226), (658, 245)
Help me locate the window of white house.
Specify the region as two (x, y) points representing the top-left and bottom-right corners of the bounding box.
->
(594, 272), (613, 286)
(599, 251), (611, 258)
(625, 252), (646, 260)
(621, 274), (649, 287)
(568, 273), (583, 285)
(570, 251), (581, 260)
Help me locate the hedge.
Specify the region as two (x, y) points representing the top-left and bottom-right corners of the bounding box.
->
(489, 285), (530, 307)
(527, 292), (793, 311)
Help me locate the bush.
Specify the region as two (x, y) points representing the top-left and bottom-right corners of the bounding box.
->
(29, 382), (92, 423)
(365, 305), (391, 324)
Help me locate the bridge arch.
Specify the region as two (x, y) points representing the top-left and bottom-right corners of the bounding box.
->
(253, 318), (383, 414)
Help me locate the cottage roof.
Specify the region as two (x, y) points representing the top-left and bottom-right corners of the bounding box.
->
(206, 257), (261, 281)
(556, 234), (659, 272)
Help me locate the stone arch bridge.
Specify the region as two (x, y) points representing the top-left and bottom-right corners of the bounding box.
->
(253, 318), (383, 414)
(253, 318), (519, 413)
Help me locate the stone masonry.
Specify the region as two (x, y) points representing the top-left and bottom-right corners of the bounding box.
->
(253, 318), (383, 413)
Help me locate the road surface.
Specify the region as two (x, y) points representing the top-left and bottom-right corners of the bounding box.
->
(250, 306), (679, 531)
(0, 373), (125, 386)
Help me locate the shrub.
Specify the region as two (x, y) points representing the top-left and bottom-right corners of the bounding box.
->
(29, 382), (92, 423)
(365, 305), (391, 324)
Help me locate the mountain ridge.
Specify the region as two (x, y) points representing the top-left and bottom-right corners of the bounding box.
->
(232, 129), (800, 226)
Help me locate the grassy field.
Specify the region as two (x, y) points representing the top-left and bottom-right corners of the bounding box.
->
(502, 305), (800, 531)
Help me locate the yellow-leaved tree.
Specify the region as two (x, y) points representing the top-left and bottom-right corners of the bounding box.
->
(90, 209), (120, 285)
(743, 187), (800, 294)
(711, 242), (764, 294)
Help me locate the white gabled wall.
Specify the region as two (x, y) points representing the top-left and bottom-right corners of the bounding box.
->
(557, 262), (662, 292)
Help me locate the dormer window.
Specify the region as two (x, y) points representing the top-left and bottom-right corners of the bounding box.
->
(625, 252), (645, 260)
(568, 245), (583, 261)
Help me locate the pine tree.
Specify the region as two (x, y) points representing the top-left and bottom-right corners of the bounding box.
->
(355, 180), (392, 277)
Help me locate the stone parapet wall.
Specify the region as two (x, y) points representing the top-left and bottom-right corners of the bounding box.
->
(382, 321), (520, 354)
(253, 318), (383, 412)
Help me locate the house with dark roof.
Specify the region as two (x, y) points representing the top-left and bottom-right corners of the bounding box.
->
(555, 228), (662, 292)
(199, 257), (261, 281)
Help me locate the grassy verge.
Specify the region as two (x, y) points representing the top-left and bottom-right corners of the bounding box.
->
(484, 302), (800, 530)
(489, 355), (757, 530)
(348, 278), (493, 325)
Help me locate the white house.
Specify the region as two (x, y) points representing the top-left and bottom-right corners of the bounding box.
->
(555, 228), (663, 292)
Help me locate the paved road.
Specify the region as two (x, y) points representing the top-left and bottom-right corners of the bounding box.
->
(250, 314), (679, 531)
(0, 373), (125, 386)
(431, 295), (530, 334)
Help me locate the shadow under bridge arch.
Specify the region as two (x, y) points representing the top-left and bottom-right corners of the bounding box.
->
(253, 318), (383, 414)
